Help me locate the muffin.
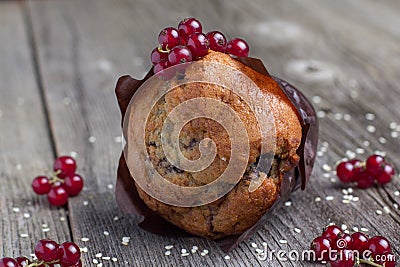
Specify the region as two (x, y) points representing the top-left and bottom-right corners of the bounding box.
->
(115, 17), (317, 242)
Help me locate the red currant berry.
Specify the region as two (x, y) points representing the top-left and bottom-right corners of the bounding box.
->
(349, 232), (369, 253)
(186, 33), (209, 59)
(54, 156), (77, 178)
(376, 163), (395, 185)
(330, 249), (355, 267)
(168, 46), (192, 66)
(367, 236), (391, 257)
(336, 161), (356, 183)
(380, 252), (396, 267)
(58, 242), (81, 266)
(0, 258), (18, 267)
(64, 174), (84, 196)
(154, 60), (175, 80)
(154, 60), (170, 74)
(226, 38), (249, 57)
(206, 31), (227, 52)
(34, 239), (60, 262)
(178, 18), (202, 41)
(158, 27), (180, 50)
(366, 154), (385, 176)
(310, 236), (331, 261)
(32, 176), (51, 195)
(354, 171), (374, 189)
(15, 257), (30, 267)
(150, 47), (168, 65)
(47, 185), (69, 206)
(322, 225), (342, 242)
(332, 233), (352, 250)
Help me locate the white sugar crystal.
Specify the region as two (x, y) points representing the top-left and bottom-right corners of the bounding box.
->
(81, 237), (89, 242)
(95, 253), (102, 258)
(355, 148), (365, 154)
(334, 113), (343, 120)
(165, 245), (173, 250)
(81, 247), (88, 253)
(376, 210), (383, 215)
(23, 213), (30, 218)
(107, 184), (114, 189)
(325, 196), (334, 201)
(383, 206), (391, 214)
(224, 255), (231, 260)
(344, 114), (351, 121)
(20, 233), (29, 238)
(315, 197), (321, 202)
(352, 197), (359, 202)
(322, 164), (331, 171)
(122, 237), (130, 242)
(317, 110), (326, 118)
(88, 136), (96, 143)
(12, 207), (20, 213)
(93, 259), (99, 264)
(181, 249), (187, 254)
(112, 257), (118, 262)
(294, 228), (301, 233)
(312, 96), (322, 104)
(353, 227), (359, 232)
(165, 251), (171, 256)
(103, 231), (109, 236)
(279, 240), (288, 244)
(365, 113), (375, 120)
(366, 125), (376, 133)
(102, 257), (110, 260)
(285, 201), (292, 207)
(341, 224), (347, 230)
(394, 191), (400, 196)
(360, 227), (369, 232)
(391, 131), (399, 138)
(251, 242), (257, 248)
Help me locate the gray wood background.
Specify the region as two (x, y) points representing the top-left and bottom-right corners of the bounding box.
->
(0, 0), (399, 266)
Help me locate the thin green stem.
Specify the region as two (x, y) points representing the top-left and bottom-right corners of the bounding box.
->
(358, 258), (383, 267)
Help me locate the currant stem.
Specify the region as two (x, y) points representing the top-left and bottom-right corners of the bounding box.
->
(26, 259), (60, 267)
(358, 258), (384, 267)
(49, 170), (64, 184)
(157, 45), (170, 54)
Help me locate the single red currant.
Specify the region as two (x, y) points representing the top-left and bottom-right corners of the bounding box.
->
(64, 174), (84, 197)
(154, 59), (170, 73)
(178, 18), (202, 40)
(367, 236), (392, 257)
(336, 161), (356, 183)
(168, 46), (192, 66)
(349, 232), (369, 253)
(322, 225), (342, 242)
(150, 47), (168, 65)
(366, 154), (385, 176)
(186, 33), (209, 59)
(0, 258), (18, 267)
(54, 156), (77, 178)
(332, 233), (352, 250)
(32, 176), (51, 195)
(34, 239), (60, 262)
(158, 27), (180, 50)
(206, 31), (227, 52)
(376, 163), (395, 185)
(226, 38), (249, 57)
(310, 236), (331, 261)
(354, 171), (374, 189)
(58, 242), (81, 266)
(15, 257), (30, 267)
(330, 249), (355, 267)
(154, 60), (175, 80)
(47, 185), (69, 206)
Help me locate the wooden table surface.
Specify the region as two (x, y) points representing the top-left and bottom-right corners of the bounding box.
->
(1, 0), (399, 266)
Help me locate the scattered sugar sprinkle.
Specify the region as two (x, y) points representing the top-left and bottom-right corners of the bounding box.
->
(60, 216), (66, 221)
(366, 125), (376, 133)
(107, 184), (114, 190)
(83, 201), (89, 206)
(93, 259), (99, 264)
(88, 136), (96, 143)
(346, 150), (356, 159)
(81, 237), (89, 242)
(391, 131), (398, 138)
(360, 227), (369, 232)
(355, 148), (365, 154)
(279, 240), (288, 244)
(325, 196), (334, 201)
(394, 191), (400, 196)
(312, 96), (322, 104)
(42, 228), (50, 232)
(348, 188), (353, 194)
(317, 110), (326, 118)
(393, 203), (399, 209)
(165, 251), (171, 256)
(200, 249), (209, 256)
(224, 255), (231, 260)
(81, 247), (88, 253)
(342, 199), (351, 204)
(12, 207), (20, 213)
(23, 213), (30, 218)
(97, 263), (103, 267)
(322, 164), (331, 172)
(378, 137), (387, 144)
(165, 245), (173, 250)
(365, 113), (376, 121)
(113, 216), (119, 221)
(181, 249), (187, 254)
(376, 210), (383, 215)
(95, 253), (102, 258)
(112, 257), (118, 262)
(342, 189), (348, 195)
(103, 231), (109, 236)
(334, 113), (343, 120)
(341, 224), (347, 230)
(285, 201), (292, 207)
(315, 197), (321, 202)
(102, 257), (110, 261)
(383, 206), (391, 214)
(353, 227), (359, 232)
(352, 197), (359, 202)
(20, 233), (29, 238)
(343, 114), (351, 121)
(294, 228), (301, 233)
(251, 242), (257, 248)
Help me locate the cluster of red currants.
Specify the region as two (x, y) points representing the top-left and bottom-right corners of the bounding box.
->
(310, 225), (396, 267)
(31, 156), (84, 206)
(151, 17), (249, 77)
(0, 239), (81, 267)
(336, 154), (395, 188)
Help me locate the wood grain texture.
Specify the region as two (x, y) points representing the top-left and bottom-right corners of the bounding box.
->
(1, 0), (398, 266)
(0, 1), (70, 259)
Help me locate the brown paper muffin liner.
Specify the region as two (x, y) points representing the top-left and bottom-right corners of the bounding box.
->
(114, 57), (318, 252)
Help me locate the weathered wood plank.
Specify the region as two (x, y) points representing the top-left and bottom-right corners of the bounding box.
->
(0, 1), (70, 259)
(27, 0), (399, 266)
